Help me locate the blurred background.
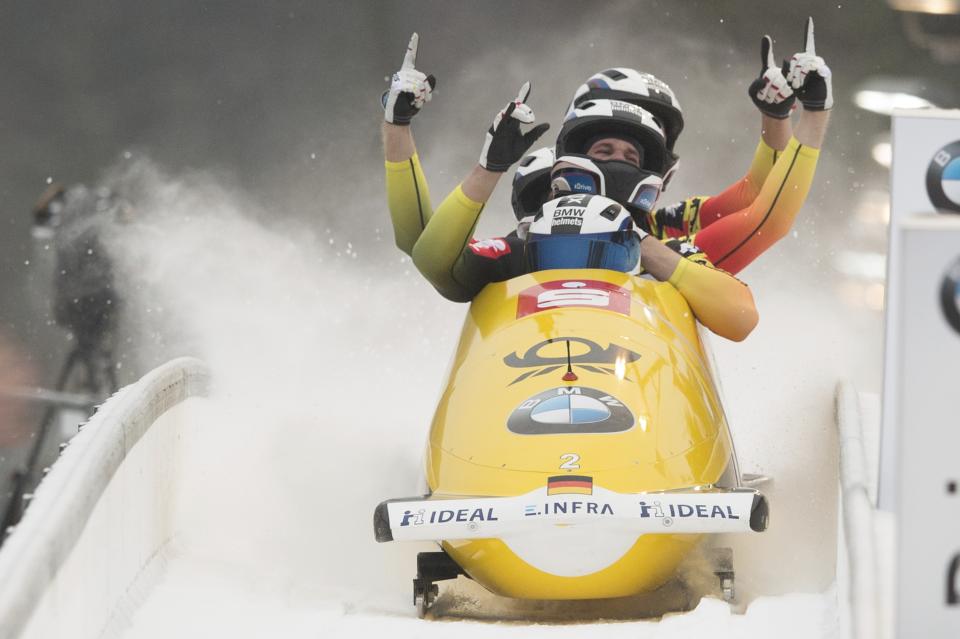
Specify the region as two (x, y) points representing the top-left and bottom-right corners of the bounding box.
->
(0, 0), (957, 568)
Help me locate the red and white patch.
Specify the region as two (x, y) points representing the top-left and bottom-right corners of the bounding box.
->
(517, 280), (631, 318)
(468, 237), (511, 258)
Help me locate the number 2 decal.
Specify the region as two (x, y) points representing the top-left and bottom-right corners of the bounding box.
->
(559, 453), (581, 470)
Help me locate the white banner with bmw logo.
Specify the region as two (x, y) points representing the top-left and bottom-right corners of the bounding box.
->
(893, 216), (960, 638)
(881, 108), (960, 512)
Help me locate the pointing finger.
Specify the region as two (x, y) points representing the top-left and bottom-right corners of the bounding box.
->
(760, 36), (774, 73)
(804, 17), (816, 56)
(402, 32), (419, 70)
(516, 81), (531, 105)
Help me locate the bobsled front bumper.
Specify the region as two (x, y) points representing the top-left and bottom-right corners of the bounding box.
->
(374, 485), (768, 543)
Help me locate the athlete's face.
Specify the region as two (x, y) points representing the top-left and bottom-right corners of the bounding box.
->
(586, 137), (641, 167)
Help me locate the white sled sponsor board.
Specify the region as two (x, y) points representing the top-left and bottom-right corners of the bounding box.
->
(379, 486), (765, 542)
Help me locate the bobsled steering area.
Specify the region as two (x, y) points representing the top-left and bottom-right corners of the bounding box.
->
(0, 338), (884, 637)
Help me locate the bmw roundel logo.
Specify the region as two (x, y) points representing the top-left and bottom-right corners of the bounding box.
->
(926, 141), (960, 214)
(531, 393), (610, 424)
(507, 386), (634, 435)
(941, 257), (960, 335)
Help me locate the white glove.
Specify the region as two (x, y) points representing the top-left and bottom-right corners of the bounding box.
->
(748, 35), (795, 119)
(785, 18), (833, 111)
(478, 82), (550, 172)
(382, 33), (436, 125)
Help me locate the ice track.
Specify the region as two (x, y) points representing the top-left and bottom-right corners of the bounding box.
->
(0, 347), (887, 638)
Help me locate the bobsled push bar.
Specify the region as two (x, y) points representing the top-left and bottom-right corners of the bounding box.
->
(374, 485), (768, 543)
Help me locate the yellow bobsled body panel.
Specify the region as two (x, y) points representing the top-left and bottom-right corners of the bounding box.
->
(425, 269), (736, 599)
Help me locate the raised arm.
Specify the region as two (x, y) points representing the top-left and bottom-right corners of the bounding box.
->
(692, 18), (832, 274)
(788, 17), (833, 150)
(381, 33), (437, 255)
(412, 83), (549, 300)
(651, 33), (802, 242)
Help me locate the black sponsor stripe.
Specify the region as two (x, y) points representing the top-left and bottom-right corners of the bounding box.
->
(690, 198), (702, 234)
(715, 143), (801, 267)
(409, 158), (426, 230)
(548, 475), (592, 483)
(449, 202), (485, 290)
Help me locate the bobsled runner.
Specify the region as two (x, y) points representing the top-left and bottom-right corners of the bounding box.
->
(373, 268), (768, 616)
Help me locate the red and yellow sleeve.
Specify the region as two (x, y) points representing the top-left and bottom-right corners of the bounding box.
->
(697, 138), (780, 229)
(648, 137), (779, 239)
(666, 257), (759, 342)
(692, 137), (819, 275)
(385, 152), (433, 256)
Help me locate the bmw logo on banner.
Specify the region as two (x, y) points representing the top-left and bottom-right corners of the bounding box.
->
(927, 141), (960, 214)
(941, 257), (960, 336)
(508, 386), (634, 435)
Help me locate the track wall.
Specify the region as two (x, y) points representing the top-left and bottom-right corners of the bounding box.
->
(0, 358), (209, 639)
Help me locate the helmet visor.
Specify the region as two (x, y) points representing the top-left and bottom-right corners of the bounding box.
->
(628, 182), (662, 213)
(551, 167), (601, 196)
(526, 231), (640, 273)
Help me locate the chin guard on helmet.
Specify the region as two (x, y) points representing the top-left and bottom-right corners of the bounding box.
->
(551, 154), (663, 219)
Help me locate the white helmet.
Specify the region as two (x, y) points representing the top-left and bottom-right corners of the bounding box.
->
(511, 146), (555, 221)
(567, 68), (684, 152)
(525, 194), (642, 274)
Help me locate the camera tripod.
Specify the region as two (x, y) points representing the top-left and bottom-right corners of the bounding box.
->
(0, 341), (117, 539)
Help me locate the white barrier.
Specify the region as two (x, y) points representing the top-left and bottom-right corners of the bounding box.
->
(836, 381), (883, 639)
(0, 358), (210, 639)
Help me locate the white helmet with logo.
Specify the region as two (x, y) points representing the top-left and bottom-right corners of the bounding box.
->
(525, 194), (642, 274)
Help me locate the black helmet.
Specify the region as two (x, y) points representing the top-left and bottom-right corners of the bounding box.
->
(554, 99), (675, 215)
(510, 147), (555, 221)
(556, 99), (671, 176)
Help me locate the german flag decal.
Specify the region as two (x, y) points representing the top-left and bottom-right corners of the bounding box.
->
(547, 475), (593, 495)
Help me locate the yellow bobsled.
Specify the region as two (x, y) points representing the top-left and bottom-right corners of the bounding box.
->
(374, 268), (767, 615)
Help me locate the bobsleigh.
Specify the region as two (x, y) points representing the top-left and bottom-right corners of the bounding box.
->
(374, 268), (768, 616)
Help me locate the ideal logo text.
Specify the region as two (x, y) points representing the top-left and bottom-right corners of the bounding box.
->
(399, 507), (498, 527)
(638, 500), (740, 520)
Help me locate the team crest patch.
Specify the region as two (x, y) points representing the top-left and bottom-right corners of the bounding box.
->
(468, 237), (511, 257)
